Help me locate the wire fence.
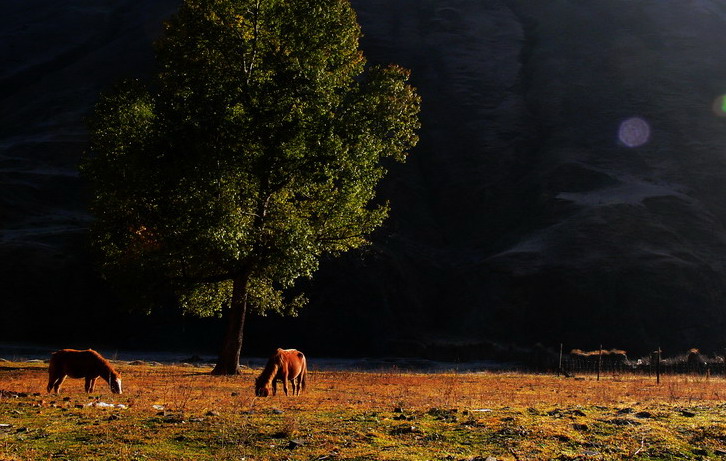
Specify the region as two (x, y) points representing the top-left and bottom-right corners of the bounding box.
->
(552, 346), (726, 381)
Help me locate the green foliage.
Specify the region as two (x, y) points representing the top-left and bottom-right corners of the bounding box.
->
(82, 0), (420, 318)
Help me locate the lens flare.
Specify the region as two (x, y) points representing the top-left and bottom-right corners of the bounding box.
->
(618, 117), (650, 148)
(712, 95), (726, 117)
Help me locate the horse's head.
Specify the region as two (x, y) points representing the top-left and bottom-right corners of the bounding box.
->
(254, 376), (271, 397)
(109, 373), (123, 394)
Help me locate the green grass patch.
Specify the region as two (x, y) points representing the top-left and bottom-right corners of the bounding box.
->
(3, 363), (726, 459)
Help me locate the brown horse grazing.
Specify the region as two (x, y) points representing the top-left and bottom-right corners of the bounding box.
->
(47, 349), (122, 394)
(255, 348), (307, 397)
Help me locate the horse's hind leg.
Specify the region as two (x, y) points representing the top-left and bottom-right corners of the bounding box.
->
(281, 372), (289, 396)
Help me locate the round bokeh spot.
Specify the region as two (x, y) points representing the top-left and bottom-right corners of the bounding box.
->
(618, 117), (651, 148)
(712, 95), (726, 118)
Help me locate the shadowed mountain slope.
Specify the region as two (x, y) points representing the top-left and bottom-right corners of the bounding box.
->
(3, 0), (726, 357)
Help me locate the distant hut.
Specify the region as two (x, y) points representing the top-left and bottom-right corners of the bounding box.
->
(653, 348), (711, 374)
(569, 348), (629, 373)
(686, 348), (704, 366)
(685, 348), (707, 373)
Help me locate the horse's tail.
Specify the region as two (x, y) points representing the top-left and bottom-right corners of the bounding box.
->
(300, 353), (307, 393)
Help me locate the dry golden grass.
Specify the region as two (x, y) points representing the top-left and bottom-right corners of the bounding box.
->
(2, 361), (726, 460)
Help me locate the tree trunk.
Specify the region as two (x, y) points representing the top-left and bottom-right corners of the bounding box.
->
(211, 274), (249, 375)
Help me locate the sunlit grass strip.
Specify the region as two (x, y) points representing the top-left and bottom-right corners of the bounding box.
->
(2, 362), (726, 459)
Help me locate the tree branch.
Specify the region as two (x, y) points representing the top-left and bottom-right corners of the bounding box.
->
(245, 0), (261, 86)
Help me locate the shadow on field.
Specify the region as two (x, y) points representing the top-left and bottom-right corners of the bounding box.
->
(181, 371), (216, 377)
(0, 366), (43, 372)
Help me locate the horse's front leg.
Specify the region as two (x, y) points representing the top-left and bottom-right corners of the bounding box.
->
(272, 379), (277, 396)
(47, 375), (57, 393)
(51, 375), (66, 394)
(85, 377), (97, 393)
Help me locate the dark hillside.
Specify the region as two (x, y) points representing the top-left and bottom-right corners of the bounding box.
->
(3, 0), (726, 358)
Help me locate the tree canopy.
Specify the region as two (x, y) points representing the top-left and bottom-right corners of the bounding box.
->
(82, 0), (420, 374)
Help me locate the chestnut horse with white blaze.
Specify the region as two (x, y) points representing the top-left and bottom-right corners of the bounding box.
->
(255, 348), (307, 396)
(47, 349), (122, 394)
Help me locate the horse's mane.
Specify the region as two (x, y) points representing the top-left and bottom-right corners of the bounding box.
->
(88, 349), (113, 371)
(256, 360), (279, 388)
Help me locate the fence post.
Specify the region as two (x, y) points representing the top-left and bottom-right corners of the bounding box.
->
(656, 347), (661, 385)
(597, 345), (602, 381)
(558, 343), (563, 377)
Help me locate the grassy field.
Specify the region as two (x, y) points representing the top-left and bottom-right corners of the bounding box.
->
(2, 361), (726, 460)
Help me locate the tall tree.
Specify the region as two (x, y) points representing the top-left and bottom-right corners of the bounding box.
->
(82, 0), (420, 375)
